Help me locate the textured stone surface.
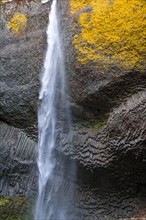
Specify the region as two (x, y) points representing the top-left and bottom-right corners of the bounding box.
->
(0, 0), (146, 219)
(34, 173), (146, 220)
(0, 1), (51, 138)
(60, 91), (145, 160)
(0, 121), (37, 196)
(58, 90), (146, 186)
(60, 0), (146, 121)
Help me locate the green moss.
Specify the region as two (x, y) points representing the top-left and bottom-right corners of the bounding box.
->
(93, 119), (107, 133)
(80, 120), (90, 127)
(81, 114), (109, 133)
(0, 196), (30, 220)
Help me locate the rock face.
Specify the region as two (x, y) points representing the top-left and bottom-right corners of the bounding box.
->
(0, 0), (48, 204)
(59, 90), (146, 183)
(0, 0), (146, 219)
(60, 0), (146, 120)
(0, 121), (37, 196)
(0, 0), (51, 138)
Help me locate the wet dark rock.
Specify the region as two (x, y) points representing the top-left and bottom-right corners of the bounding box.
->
(59, 90), (146, 185)
(33, 173), (146, 220)
(0, 1), (51, 138)
(0, 121), (37, 196)
(62, 91), (146, 160)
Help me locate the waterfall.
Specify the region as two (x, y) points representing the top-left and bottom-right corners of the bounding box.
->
(35, 0), (72, 219)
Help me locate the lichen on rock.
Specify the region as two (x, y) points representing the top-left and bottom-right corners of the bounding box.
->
(70, 0), (146, 73)
(7, 13), (27, 35)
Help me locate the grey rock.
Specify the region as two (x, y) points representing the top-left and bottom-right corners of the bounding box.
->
(60, 0), (146, 120)
(0, 1), (50, 138)
(59, 90), (146, 182)
(0, 121), (37, 196)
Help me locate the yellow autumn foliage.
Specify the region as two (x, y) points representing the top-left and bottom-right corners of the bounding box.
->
(7, 13), (27, 35)
(70, 0), (146, 72)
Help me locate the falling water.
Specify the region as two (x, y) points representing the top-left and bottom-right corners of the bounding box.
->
(35, 0), (71, 219)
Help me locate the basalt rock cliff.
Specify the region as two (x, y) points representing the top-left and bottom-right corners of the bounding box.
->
(0, 0), (146, 219)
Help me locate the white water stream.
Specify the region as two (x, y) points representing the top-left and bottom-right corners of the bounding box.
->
(35, 0), (71, 219)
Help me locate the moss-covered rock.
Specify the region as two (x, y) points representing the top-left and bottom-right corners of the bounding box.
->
(0, 196), (30, 220)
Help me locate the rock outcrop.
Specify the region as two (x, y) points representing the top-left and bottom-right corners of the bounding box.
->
(0, 0), (51, 138)
(0, 121), (37, 196)
(59, 90), (146, 184)
(61, 0), (146, 120)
